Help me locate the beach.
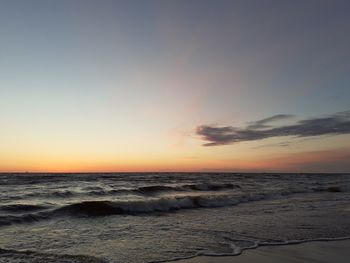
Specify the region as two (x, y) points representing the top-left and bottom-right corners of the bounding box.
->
(176, 240), (350, 263)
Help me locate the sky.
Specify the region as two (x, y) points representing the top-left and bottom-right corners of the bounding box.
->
(0, 0), (350, 173)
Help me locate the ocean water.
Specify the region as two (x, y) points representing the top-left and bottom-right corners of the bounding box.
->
(0, 173), (350, 263)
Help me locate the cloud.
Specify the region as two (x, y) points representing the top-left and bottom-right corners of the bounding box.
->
(197, 110), (350, 146)
(247, 114), (294, 129)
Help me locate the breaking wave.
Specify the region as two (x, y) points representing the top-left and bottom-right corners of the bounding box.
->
(0, 193), (266, 226)
(0, 190), (314, 226)
(12, 182), (241, 200)
(1, 183), (348, 227)
(54, 195), (240, 216)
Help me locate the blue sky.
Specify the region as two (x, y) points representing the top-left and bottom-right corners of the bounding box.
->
(1, 0), (350, 172)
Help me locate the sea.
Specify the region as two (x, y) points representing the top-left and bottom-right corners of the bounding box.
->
(0, 173), (350, 263)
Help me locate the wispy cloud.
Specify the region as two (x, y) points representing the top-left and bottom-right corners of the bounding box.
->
(197, 110), (350, 146)
(246, 114), (294, 129)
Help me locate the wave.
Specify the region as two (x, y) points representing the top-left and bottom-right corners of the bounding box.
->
(86, 182), (240, 196)
(0, 204), (49, 213)
(0, 193), (263, 226)
(44, 193), (271, 216)
(25, 190), (76, 198)
(157, 236), (350, 263)
(136, 182), (240, 194)
(11, 182), (241, 201)
(1, 184), (347, 227)
(10, 181), (349, 203)
(184, 182), (240, 191)
(312, 185), (350, 193)
(0, 213), (50, 227)
(0, 204), (51, 225)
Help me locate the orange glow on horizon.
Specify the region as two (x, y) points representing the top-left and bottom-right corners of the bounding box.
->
(1, 148), (349, 173)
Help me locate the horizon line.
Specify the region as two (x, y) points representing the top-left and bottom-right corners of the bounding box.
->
(0, 171), (349, 174)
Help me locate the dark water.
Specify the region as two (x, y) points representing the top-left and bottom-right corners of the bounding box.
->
(1, 173), (350, 262)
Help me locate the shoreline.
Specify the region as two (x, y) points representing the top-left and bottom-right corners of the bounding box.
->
(172, 239), (350, 263)
(1, 238), (350, 263)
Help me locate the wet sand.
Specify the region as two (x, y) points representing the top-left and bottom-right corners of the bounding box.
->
(175, 240), (350, 263)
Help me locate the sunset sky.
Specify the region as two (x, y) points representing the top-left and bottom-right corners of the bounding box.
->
(1, 0), (350, 173)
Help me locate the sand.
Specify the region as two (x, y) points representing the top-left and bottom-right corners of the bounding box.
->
(175, 240), (350, 263)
